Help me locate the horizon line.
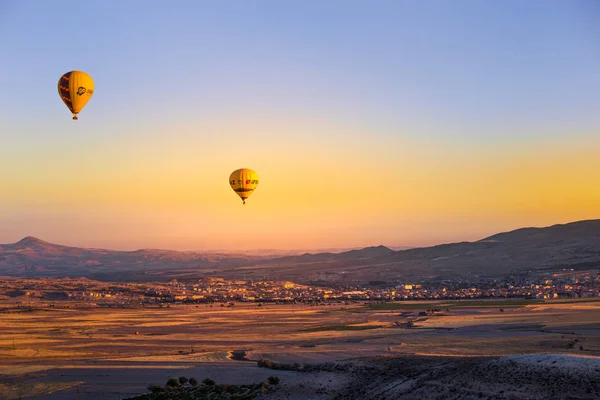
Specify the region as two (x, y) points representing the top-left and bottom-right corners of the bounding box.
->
(2, 218), (599, 254)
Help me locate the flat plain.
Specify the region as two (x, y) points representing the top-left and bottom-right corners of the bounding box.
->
(1, 298), (600, 399)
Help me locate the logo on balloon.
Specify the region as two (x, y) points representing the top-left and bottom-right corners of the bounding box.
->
(77, 87), (87, 96)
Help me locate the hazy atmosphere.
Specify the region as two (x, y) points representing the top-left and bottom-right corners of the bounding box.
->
(1, 0), (599, 251)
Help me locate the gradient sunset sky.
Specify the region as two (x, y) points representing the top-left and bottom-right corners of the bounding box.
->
(0, 1), (599, 251)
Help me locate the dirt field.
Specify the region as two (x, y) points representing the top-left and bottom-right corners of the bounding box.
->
(0, 299), (599, 399)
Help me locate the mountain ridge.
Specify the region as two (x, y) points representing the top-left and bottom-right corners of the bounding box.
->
(1, 219), (599, 283)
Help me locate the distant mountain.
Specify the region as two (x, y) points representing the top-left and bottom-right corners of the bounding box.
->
(481, 219), (600, 244)
(264, 245), (395, 264)
(1, 219), (599, 283)
(0, 236), (259, 281)
(381, 220), (600, 278)
(226, 220), (600, 283)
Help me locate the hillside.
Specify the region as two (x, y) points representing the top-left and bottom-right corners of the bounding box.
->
(227, 219), (600, 283)
(1, 219), (599, 283)
(0, 237), (256, 281)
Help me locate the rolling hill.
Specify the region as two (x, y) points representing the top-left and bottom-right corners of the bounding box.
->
(1, 219), (599, 283)
(248, 220), (600, 283)
(0, 236), (257, 281)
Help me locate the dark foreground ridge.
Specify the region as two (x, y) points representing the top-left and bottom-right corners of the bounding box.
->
(124, 354), (600, 399)
(327, 355), (600, 400)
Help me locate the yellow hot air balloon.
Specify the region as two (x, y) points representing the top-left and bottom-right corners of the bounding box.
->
(229, 168), (259, 205)
(57, 70), (94, 120)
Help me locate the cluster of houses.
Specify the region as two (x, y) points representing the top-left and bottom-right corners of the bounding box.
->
(1, 270), (598, 307)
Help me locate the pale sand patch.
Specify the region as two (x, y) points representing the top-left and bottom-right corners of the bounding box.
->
(257, 371), (350, 400)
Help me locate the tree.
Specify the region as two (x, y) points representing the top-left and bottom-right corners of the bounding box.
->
(268, 376), (281, 385)
(148, 385), (164, 393)
(189, 377), (198, 386)
(166, 378), (180, 388)
(203, 378), (215, 386)
(179, 376), (188, 385)
(257, 359), (273, 368)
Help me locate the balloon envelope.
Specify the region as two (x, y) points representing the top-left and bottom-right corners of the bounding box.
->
(58, 70), (94, 120)
(229, 168), (259, 204)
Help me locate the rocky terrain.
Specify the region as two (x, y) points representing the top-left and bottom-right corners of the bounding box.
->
(121, 354), (600, 400)
(254, 354), (600, 400)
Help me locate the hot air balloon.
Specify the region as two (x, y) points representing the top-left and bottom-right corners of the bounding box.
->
(229, 168), (259, 204)
(57, 70), (94, 120)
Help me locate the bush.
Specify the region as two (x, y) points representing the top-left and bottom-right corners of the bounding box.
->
(268, 376), (281, 385)
(260, 382), (269, 393)
(203, 378), (215, 386)
(257, 359), (273, 368)
(178, 376), (188, 385)
(227, 384), (239, 394)
(166, 378), (180, 387)
(148, 385), (164, 393)
(189, 377), (198, 386)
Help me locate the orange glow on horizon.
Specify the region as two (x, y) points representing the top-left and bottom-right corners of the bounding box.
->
(0, 118), (598, 251)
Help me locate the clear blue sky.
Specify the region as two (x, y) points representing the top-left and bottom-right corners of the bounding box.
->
(2, 1), (598, 141)
(0, 1), (599, 250)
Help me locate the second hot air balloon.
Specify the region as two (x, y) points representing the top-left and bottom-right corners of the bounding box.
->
(57, 70), (95, 120)
(229, 168), (259, 204)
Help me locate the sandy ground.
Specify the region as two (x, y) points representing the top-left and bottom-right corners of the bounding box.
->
(0, 299), (599, 399)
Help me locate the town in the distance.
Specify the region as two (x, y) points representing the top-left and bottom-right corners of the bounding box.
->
(1, 269), (599, 310)
(2, 219), (600, 309)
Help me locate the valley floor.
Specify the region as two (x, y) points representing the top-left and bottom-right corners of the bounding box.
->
(0, 299), (599, 399)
